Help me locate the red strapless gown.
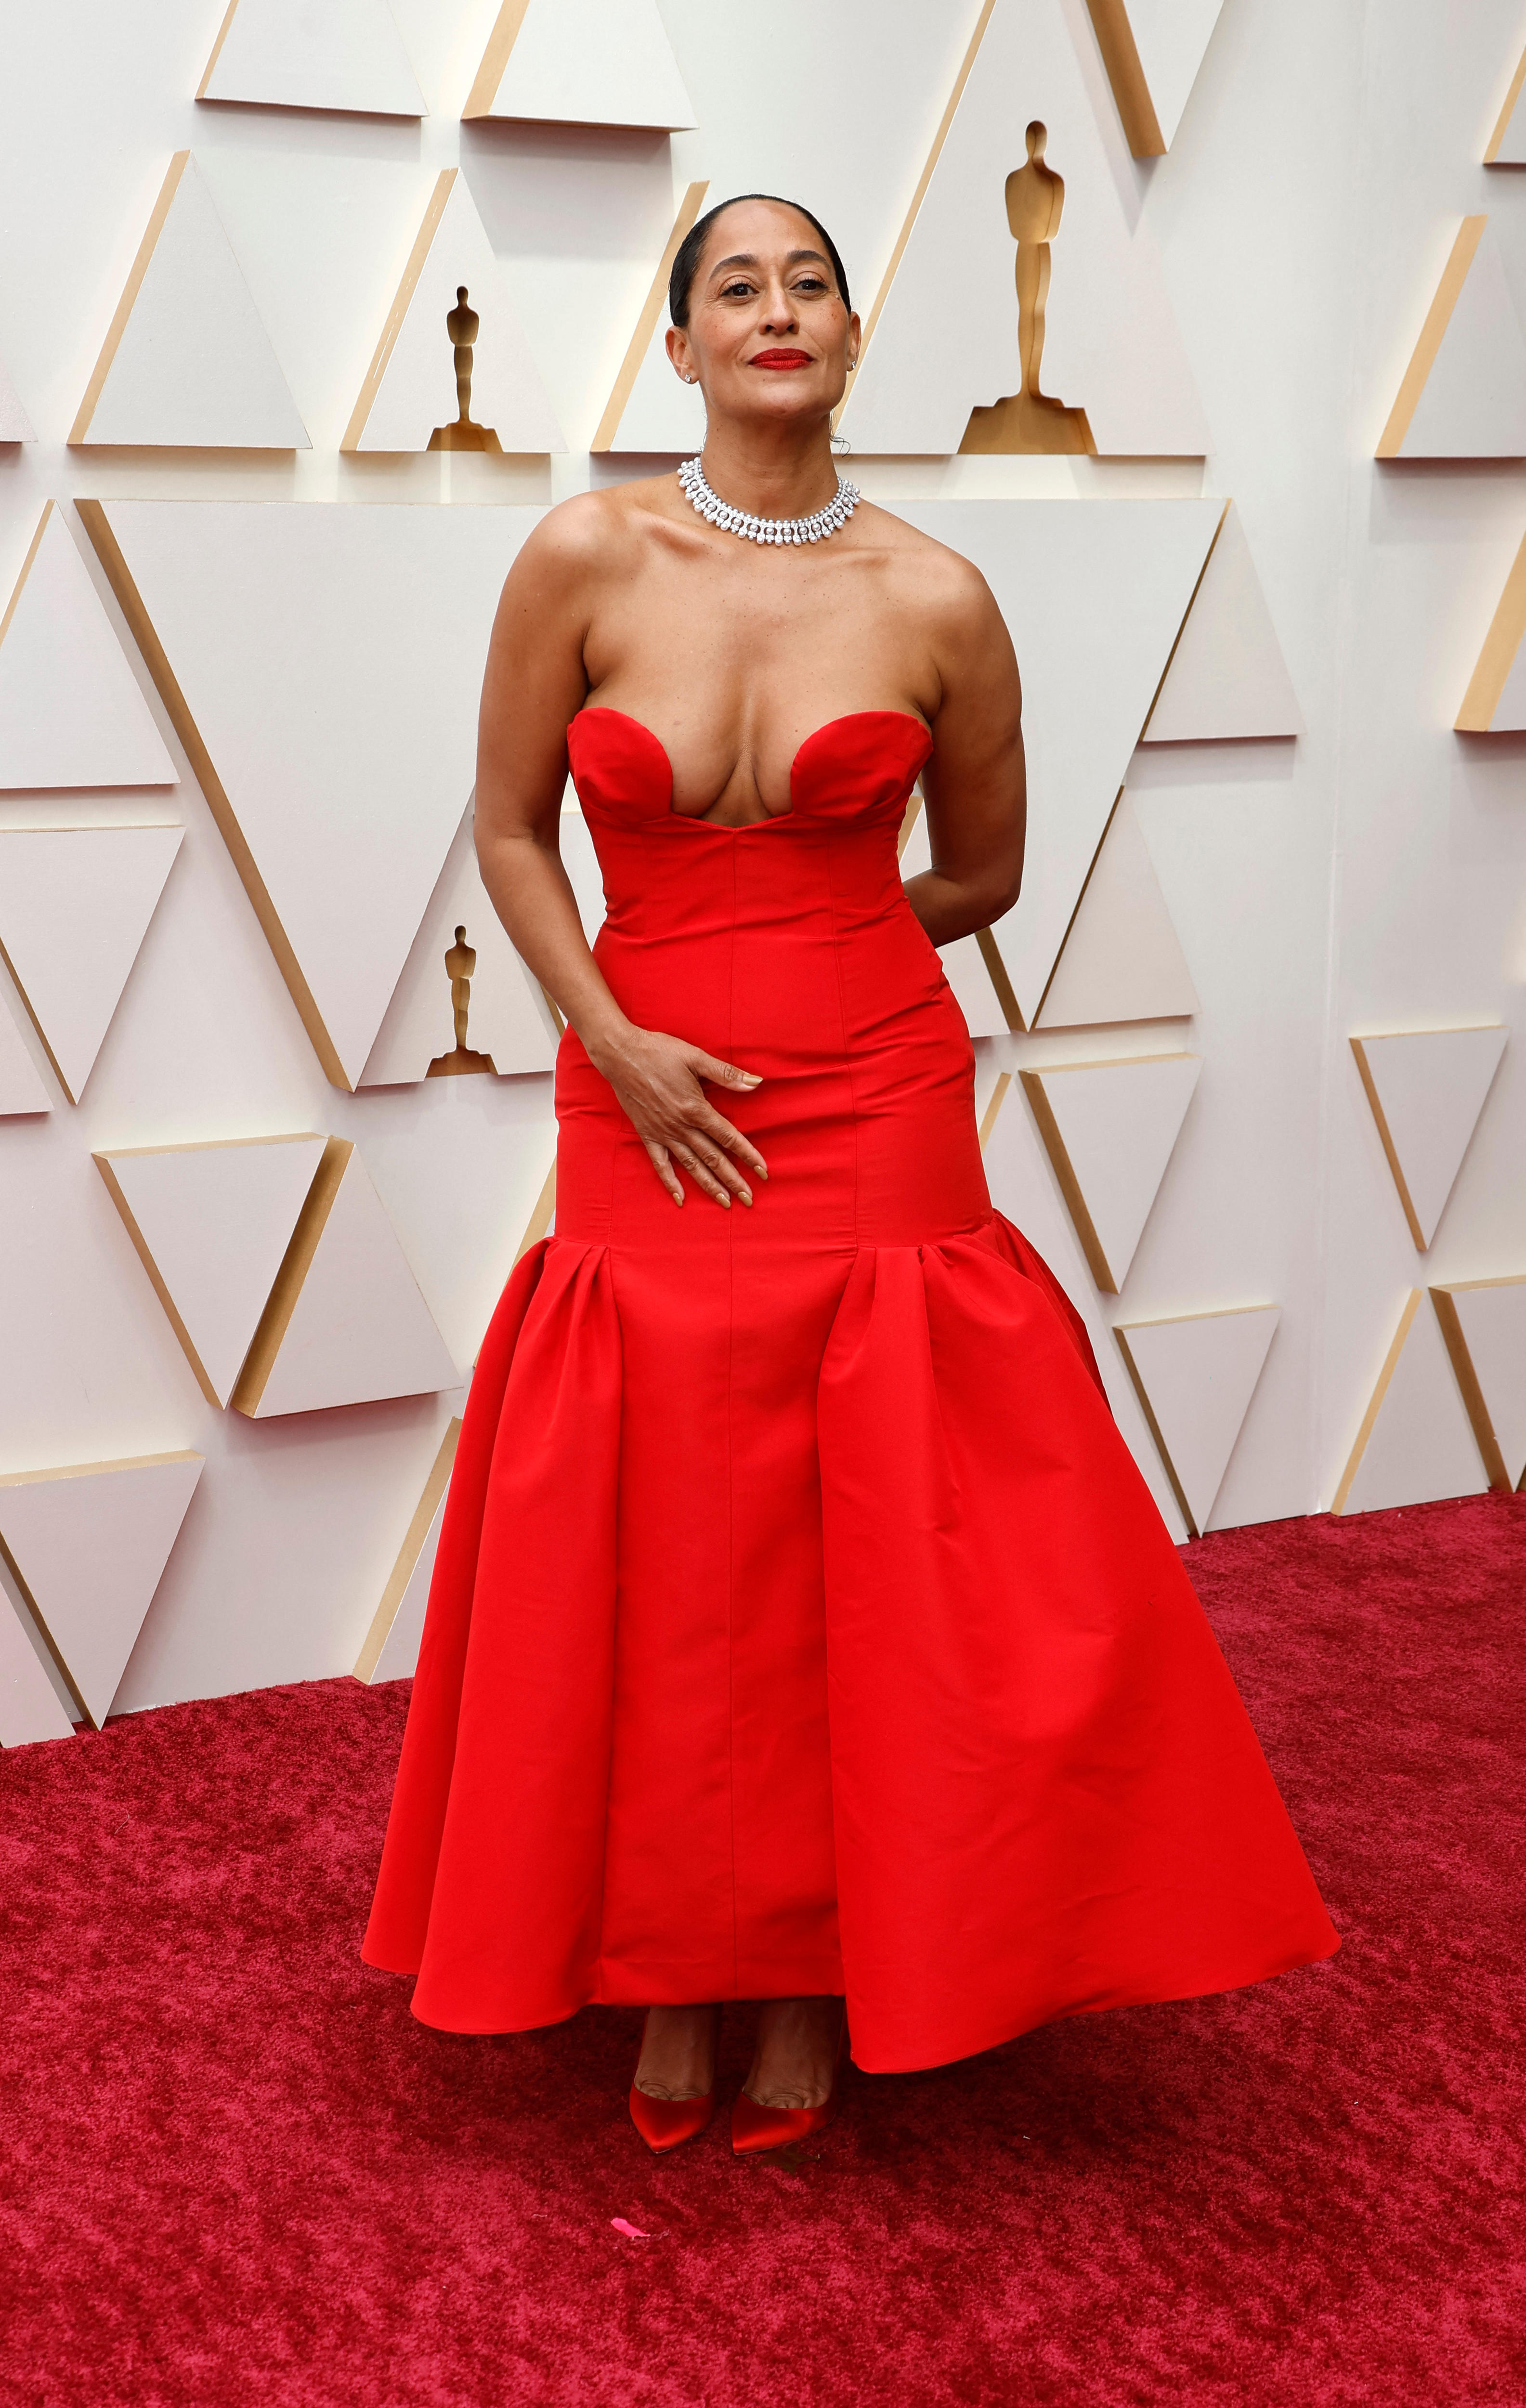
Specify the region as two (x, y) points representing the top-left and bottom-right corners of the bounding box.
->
(363, 708), (1337, 2071)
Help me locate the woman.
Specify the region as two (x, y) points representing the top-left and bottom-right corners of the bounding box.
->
(363, 196), (1337, 2153)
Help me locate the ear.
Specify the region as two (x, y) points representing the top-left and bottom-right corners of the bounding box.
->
(665, 325), (695, 385)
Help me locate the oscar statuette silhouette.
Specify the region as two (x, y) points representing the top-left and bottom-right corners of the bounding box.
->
(428, 288), (503, 454)
(426, 924), (496, 1076)
(960, 122), (1095, 456)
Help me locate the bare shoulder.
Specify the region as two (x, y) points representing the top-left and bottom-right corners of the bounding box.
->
(506, 474), (676, 593)
(857, 501), (1017, 714)
(858, 498), (1001, 632)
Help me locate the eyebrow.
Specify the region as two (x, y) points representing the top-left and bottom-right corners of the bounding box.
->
(707, 248), (832, 279)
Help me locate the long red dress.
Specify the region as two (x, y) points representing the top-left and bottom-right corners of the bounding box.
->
(363, 707), (1338, 2072)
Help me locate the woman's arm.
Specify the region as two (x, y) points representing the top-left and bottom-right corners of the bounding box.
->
(474, 503), (769, 1211)
(904, 560), (1026, 947)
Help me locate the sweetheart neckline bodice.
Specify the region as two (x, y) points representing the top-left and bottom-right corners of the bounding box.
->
(570, 705), (931, 830)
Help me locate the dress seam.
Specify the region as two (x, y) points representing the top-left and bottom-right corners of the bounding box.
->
(725, 834), (740, 2000)
(822, 829), (862, 1243)
(592, 1244), (622, 2007)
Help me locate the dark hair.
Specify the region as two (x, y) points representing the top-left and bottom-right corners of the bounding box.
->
(667, 194), (851, 329)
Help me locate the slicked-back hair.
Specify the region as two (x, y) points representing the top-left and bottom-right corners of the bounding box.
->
(668, 194), (851, 330)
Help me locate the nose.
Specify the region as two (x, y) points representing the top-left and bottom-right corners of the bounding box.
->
(758, 277), (798, 333)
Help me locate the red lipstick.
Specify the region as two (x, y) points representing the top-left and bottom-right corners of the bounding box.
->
(750, 349), (812, 370)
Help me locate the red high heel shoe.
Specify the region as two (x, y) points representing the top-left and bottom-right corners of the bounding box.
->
(730, 2013), (847, 2156)
(628, 2012), (717, 2153)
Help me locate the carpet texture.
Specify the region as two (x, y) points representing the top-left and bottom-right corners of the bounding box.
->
(1, 1493), (1521, 2408)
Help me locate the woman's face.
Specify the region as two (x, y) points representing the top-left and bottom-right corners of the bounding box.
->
(666, 200), (860, 429)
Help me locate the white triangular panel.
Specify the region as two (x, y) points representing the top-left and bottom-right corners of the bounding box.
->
(72, 154), (309, 449)
(1382, 220), (1526, 460)
(517, 1130), (559, 1255)
(1491, 86), (1526, 165)
(198, 0), (426, 117)
(465, 0), (695, 129)
(1456, 531), (1526, 733)
(897, 500), (1219, 1023)
(1110, 0), (1226, 150)
(604, 317), (706, 454)
(344, 170), (563, 454)
(1115, 1305), (1279, 1535)
(559, 799), (608, 947)
(355, 1418), (459, 1680)
(1021, 1052), (1200, 1293)
(1352, 1027), (1507, 1250)
(240, 1148), (458, 1417)
(0, 352), (34, 442)
(1492, 636), (1526, 729)
(1484, 51), (1526, 164)
(0, 506), (176, 789)
(361, 806), (559, 1085)
(94, 1135), (327, 1407)
(1333, 1294), (1488, 1515)
(0, 826), (183, 1103)
(591, 179), (709, 453)
(1484, 586), (1526, 730)
(86, 499), (546, 1089)
(837, 0), (1210, 457)
(1435, 1276), (1526, 1487)
(1143, 505), (1303, 742)
(979, 1072), (1188, 1536)
(0, 1591), (76, 1745)
(898, 801), (1011, 1035)
(0, 1453), (204, 1726)
(1036, 793), (1197, 1027)
(370, 1486), (445, 1680)
(356, 1419), (461, 1684)
(0, 986), (50, 1115)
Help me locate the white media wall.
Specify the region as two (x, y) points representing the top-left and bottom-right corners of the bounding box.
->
(0, 0), (1523, 1733)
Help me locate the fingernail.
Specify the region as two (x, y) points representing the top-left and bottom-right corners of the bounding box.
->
(721, 1195), (731, 1208)
(740, 1191), (753, 1207)
(739, 1074), (762, 1086)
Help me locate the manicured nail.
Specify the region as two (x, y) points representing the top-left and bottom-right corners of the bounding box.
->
(738, 1073), (762, 1085)
(739, 1190), (753, 1207)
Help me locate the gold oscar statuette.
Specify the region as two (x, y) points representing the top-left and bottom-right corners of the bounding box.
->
(960, 122), (1095, 457)
(427, 924), (496, 1076)
(428, 287), (503, 454)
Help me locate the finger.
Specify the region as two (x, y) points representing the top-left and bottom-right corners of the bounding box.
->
(682, 1133), (753, 1204)
(670, 1142), (732, 1208)
(670, 1141), (734, 1208)
(690, 1051), (764, 1094)
(644, 1140), (685, 1207)
(693, 1105), (769, 1179)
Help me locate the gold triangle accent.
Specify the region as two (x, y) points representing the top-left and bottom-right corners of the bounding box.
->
(591, 181), (710, 452)
(230, 1138), (352, 1414)
(1330, 1291), (1422, 1514)
(353, 1418), (462, 1680)
(70, 154), (192, 446)
(1376, 218), (1487, 459)
(1456, 529), (1526, 730)
(835, 0), (997, 416)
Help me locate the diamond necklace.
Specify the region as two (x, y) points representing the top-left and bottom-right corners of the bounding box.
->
(678, 454), (861, 545)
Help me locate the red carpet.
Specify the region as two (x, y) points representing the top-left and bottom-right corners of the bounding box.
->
(2, 1493), (1521, 2407)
